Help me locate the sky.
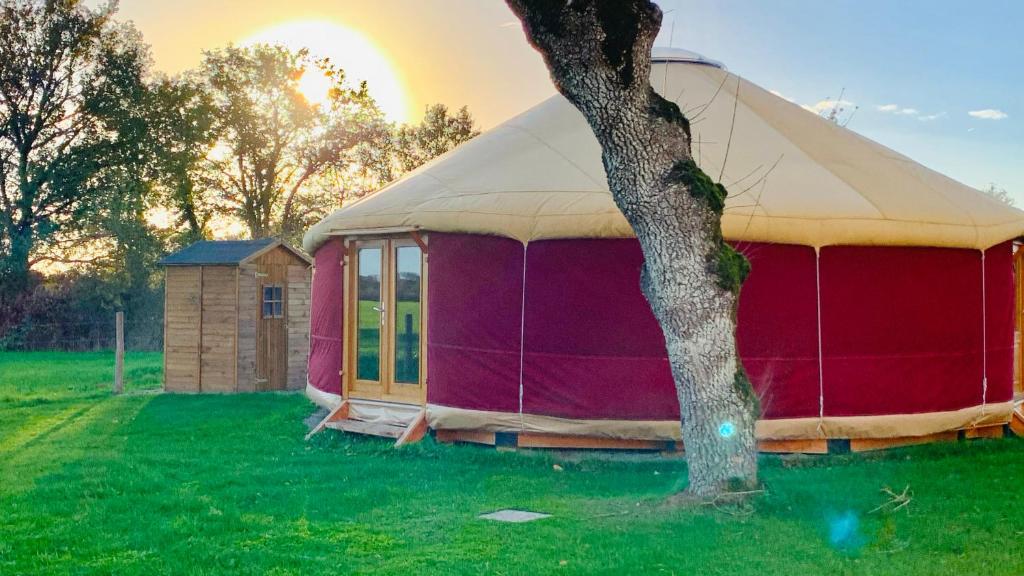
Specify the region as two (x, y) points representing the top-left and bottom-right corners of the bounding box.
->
(110, 0), (1024, 202)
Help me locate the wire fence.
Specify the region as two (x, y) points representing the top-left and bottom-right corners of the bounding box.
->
(0, 314), (162, 352)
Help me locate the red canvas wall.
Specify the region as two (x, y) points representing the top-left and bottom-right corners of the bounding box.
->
(519, 240), (825, 421)
(308, 238), (344, 396)
(734, 243), (821, 419)
(310, 232), (1015, 423)
(821, 245), (984, 416)
(423, 236), (830, 421)
(984, 241), (1014, 404)
(426, 233), (525, 413)
(520, 239), (678, 421)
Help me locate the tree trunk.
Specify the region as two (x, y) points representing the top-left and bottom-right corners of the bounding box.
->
(506, 0), (758, 497)
(0, 224), (33, 295)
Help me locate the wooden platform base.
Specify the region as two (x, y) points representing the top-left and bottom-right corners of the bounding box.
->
(395, 410), (428, 447)
(434, 430), (682, 452)
(435, 424), (1010, 454)
(964, 424), (1004, 440)
(849, 430), (959, 452)
(306, 402), (428, 447)
(304, 400), (349, 441)
(757, 439), (828, 454)
(326, 419), (406, 439)
(1009, 406), (1024, 437)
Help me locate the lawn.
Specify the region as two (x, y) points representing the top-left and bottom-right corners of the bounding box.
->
(1, 352), (1023, 575)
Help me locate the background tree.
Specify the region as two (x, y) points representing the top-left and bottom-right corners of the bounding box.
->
(983, 183), (1015, 207)
(145, 77), (219, 244)
(505, 0), (758, 498)
(197, 45), (382, 241)
(0, 0), (152, 294)
(357, 104), (479, 192)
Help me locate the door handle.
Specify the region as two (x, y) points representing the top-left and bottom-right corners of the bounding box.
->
(373, 305), (385, 325)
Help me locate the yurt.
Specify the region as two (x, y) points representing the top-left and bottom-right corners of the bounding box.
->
(303, 49), (1024, 452)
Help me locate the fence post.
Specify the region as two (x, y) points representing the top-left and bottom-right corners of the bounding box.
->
(114, 311), (124, 394)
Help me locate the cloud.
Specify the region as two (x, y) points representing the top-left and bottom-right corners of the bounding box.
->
(876, 104), (920, 116)
(968, 108), (1008, 120)
(875, 103), (947, 122)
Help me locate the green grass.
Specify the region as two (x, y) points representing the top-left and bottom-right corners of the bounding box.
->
(1, 352), (1024, 575)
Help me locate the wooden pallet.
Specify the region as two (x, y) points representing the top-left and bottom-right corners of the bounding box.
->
(435, 429), (679, 451)
(314, 409), (1017, 453)
(306, 402), (428, 447)
(757, 439), (829, 454)
(325, 418), (407, 438)
(964, 424), (1004, 440)
(849, 431), (959, 452)
(1011, 405), (1024, 437)
(304, 400), (349, 441)
(437, 426), (1011, 455)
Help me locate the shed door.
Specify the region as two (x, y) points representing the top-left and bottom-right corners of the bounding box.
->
(257, 278), (288, 391)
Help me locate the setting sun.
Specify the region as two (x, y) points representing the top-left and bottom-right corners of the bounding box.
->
(242, 20), (410, 122)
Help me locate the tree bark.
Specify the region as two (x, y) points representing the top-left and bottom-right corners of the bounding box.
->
(0, 223), (32, 294)
(506, 0), (758, 497)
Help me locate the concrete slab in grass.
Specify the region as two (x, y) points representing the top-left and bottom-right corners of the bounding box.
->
(478, 509), (552, 523)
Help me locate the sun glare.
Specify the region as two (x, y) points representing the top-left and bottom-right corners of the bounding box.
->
(242, 20), (410, 123)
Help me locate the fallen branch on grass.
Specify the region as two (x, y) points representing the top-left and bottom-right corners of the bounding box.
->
(870, 485), (912, 514)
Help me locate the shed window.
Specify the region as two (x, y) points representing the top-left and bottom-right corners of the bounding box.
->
(262, 285), (284, 318)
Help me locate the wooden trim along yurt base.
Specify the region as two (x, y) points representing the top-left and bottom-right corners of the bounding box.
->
(434, 427), (1006, 454)
(306, 383), (1014, 454)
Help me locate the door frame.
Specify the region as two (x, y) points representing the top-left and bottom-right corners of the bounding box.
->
(256, 272), (288, 391)
(342, 234), (428, 405)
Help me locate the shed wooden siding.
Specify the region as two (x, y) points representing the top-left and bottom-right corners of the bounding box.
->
(287, 264), (312, 390)
(236, 263), (259, 392)
(164, 267), (202, 391)
(199, 266), (238, 392)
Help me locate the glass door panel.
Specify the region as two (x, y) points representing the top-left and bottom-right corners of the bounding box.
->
(356, 246), (383, 382)
(393, 245), (422, 384)
(347, 237), (425, 403)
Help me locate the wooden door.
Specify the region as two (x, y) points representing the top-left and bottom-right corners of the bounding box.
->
(347, 237), (426, 404)
(256, 260), (288, 391)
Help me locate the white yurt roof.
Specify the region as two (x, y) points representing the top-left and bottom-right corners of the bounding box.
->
(305, 48), (1024, 252)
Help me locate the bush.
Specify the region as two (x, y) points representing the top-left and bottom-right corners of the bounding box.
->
(0, 271), (163, 352)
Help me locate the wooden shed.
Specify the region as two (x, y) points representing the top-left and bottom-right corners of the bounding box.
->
(160, 239), (312, 393)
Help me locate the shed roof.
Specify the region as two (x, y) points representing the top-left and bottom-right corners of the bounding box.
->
(160, 239), (311, 266)
(304, 49), (1024, 253)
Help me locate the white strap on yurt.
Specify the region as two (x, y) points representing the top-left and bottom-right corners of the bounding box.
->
(518, 242), (529, 430)
(815, 248), (825, 434)
(981, 249), (988, 413)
